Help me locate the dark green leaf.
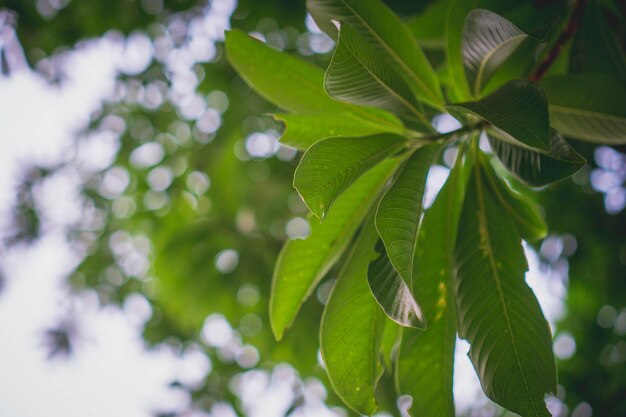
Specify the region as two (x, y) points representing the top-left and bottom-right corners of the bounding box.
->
(367, 240), (425, 329)
(271, 158), (400, 340)
(375, 143), (440, 283)
(397, 151), (471, 417)
(542, 74), (626, 144)
(447, 80), (550, 150)
(488, 129), (585, 186)
(294, 135), (405, 219)
(321, 216), (385, 415)
(307, 0), (444, 109)
(325, 22), (431, 128)
(454, 163), (556, 417)
(274, 112), (404, 151)
(479, 152), (547, 242)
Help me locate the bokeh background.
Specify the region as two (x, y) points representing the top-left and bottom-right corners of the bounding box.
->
(0, 1), (624, 416)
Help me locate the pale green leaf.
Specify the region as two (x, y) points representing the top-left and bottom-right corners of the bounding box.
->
(542, 74), (626, 144)
(307, 0), (444, 109)
(488, 129), (585, 186)
(367, 240), (425, 329)
(454, 163), (556, 417)
(271, 159), (400, 339)
(321, 216), (385, 415)
(274, 112), (404, 151)
(447, 80), (551, 150)
(375, 143), (440, 283)
(294, 135), (405, 219)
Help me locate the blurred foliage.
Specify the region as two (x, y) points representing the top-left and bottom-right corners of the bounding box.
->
(0, 0), (625, 416)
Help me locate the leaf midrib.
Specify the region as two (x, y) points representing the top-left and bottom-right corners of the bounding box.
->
(472, 34), (527, 97)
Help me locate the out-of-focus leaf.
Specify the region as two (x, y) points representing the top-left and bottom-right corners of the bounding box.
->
(397, 147), (471, 417)
(367, 240), (425, 329)
(455, 163), (556, 417)
(321, 216), (385, 415)
(445, 0), (475, 102)
(462, 9), (531, 97)
(542, 74), (626, 144)
(325, 23), (431, 128)
(375, 143), (440, 283)
(478, 152), (547, 242)
(406, 0), (450, 50)
(271, 158), (400, 340)
(448, 80), (550, 150)
(307, 0), (444, 109)
(488, 129), (585, 186)
(294, 135), (405, 219)
(274, 112), (404, 150)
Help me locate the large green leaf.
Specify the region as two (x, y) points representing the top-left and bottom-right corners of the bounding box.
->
(462, 9), (532, 97)
(541, 74), (626, 144)
(225, 29), (403, 130)
(454, 163), (556, 417)
(478, 152), (547, 242)
(445, 0), (475, 102)
(448, 80), (551, 150)
(325, 22), (431, 128)
(367, 240), (425, 329)
(397, 151), (471, 417)
(375, 143), (440, 283)
(488, 129), (585, 186)
(274, 112), (404, 150)
(321, 216), (385, 415)
(294, 135), (405, 219)
(271, 159), (399, 339)
(307, 0), (444, 109)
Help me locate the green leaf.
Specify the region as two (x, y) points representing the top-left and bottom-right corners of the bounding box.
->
(454, 163), (556, 417)
(294, 135), (405, 219)
(375, 143), (440, 283)
(307, 0), (444, 109)
(396, 148), (471, 417)
(271, 158), (400, 340)
(541, 74), (626, 144)
(325, 22), (431, 128)
(478, 152), (547, 242)
(447, 80), (551, 150)
(274, 112), (404, 151)
(488, 129), (585, 186)
(367, 240), (425, 329)
(445, 0), (475, 102)
(462, 9), (531, 97)
(321, 216), (385, 415)
(225, 29), (402, 130)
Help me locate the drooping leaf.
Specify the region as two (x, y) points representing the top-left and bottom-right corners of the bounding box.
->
(541, 74), (626, 144)
(294, 135), (405, 219)
(375, 143), (440, 283)
(462, 9), (533, 97)
(367, 240), (425, 329)
(478, 152), (547, 242)
(488, 129), (585, 186)
(447, 80), (551, 150)
(274, 112), (404, 150)
(225, 29), (403, 130)
(307, 0), (444, 109)
(271, 158), (400, 340)
(396, 147), (471, 417)
(321, 216), (386, 415)
(325, 22), (431, 128)
(454, 162), (556, 417)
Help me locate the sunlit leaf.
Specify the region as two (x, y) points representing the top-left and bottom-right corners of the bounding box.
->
(294, 135), (405, 219)
(375, 143), (440, 283)
(448, 80), (550, 150)
(271, 158), (400, 340)
(321, 216), (385, 415)
(488, 129), (585, 186)
(542, 74), (626, 144)
(454, 162), (556, 417)
(367, 240), (425, 329)
(307, 0), (444, 109)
